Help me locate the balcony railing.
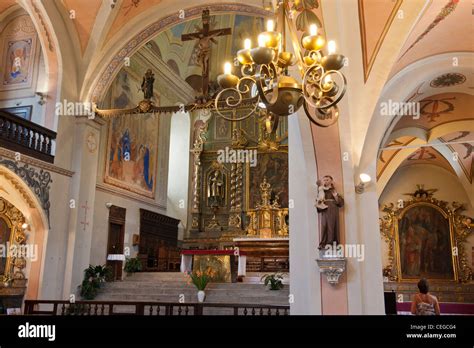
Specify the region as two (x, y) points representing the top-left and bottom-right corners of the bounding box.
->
(0, 110), (56, 163)
(24, 300), (290, 316)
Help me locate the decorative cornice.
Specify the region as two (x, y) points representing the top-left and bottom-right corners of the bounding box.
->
(0, 148), (74, 177)
(96, 183), (166, 210)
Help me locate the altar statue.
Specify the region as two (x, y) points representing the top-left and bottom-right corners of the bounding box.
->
(316, 175), (344, 249)
(207, 169), (224, 206)
(141, 69), (155, 100)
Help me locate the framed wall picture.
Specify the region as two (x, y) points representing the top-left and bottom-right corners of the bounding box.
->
(0, 105), (32, 120)
(380, 188), (473, 282)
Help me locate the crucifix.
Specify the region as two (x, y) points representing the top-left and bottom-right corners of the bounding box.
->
(181, 9), (231, 98)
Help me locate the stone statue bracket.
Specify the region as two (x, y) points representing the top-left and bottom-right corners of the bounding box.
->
(316, 251), (347, 285)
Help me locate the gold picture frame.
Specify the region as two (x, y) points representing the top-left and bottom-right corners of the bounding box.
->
(0, 197), (27, 283)
(380, 187), (473, 283)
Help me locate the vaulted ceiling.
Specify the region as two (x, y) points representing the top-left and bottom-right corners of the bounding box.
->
(378, 92), (474, 187)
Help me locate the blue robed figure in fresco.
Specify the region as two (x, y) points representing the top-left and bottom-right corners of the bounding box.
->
(120, 129), (131, 161)
(142, 145), (153, 189)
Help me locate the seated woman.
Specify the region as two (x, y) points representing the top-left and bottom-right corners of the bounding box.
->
(411, 278), (440, 315)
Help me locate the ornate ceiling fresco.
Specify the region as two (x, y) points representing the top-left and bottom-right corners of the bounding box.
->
(389, 0), (472, 78)
(440, 131), (474, 182)
(377, 92), (474, 183)
(61, 0), (102, 53)
(0, 0), (16, 15)
(100, 11), (266, 104)
(358, 0), (472, 82)
(105, 0), (164, 42)
(358, 0), (402, 82)
(399, 146), (456, 174)
(392, 92), (473, 132)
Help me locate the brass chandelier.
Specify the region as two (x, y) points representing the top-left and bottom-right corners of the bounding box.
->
(215, 0), (347, 127)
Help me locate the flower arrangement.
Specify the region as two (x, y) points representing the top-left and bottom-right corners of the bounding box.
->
(186, 267), (216, 291)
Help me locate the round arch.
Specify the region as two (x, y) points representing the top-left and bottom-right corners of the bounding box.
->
(358, 52), (474, 177)
(0, 166), (49, 301)
(81, 1), (271, 103)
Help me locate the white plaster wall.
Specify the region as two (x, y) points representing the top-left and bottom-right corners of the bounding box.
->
(89, 109), (172, 271)
(40, 173), (72, 299)
(166, 112), (191, 232)
(379, 164), (474, 272)
(288, 109), (322, 315)
(90, 191), (167, 265)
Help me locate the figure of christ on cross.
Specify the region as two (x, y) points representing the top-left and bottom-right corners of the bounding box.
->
(181, 9), (231, 99)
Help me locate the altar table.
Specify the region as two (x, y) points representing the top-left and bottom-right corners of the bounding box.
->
(180, 250), (247, 282)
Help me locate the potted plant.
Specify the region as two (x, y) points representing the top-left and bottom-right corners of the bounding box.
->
(124, 257), (142, 275)
(78, 265), (111, 300)
(186, 267), (216, 302)
(261, 273), (284, 290)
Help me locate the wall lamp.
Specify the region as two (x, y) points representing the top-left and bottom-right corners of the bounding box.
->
(36, 92), (47, 105)
(355, 173), (371, 194)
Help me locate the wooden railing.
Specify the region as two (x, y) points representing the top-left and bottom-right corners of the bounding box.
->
(24, 300), (290, 316)
(0, 110), (56, 163)
(246, 256), (289, 272)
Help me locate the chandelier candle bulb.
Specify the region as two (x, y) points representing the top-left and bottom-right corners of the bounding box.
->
(302, 32), (325, 51)
(258, 34), (267, 47)
(321, 40), (344, 71)
(328, 40), (336, 55)
(309, 24), (318, 36)
(267, 19), (274, 32)
(237, 39), (253, 65)
(244, 39), (251, 50)
(224, 62), (232, 75)
(217, 62), (239, 89)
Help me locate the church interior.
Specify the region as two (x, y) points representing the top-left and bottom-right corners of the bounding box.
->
(0, 0), (472, 319)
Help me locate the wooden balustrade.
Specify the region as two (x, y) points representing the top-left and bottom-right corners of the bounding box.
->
(24, 300), (290, 316)
(0, 110), (56, 163)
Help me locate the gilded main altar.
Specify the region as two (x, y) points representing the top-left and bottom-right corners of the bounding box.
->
(184, 108), (289, 249)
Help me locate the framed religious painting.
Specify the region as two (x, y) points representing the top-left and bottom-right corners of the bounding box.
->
(397, 203), (455, 280)
(380, 187), (473, 283)
(0, 15), (40, 93)
(103, 69), (159, 198)
(104, 113), (159, 198)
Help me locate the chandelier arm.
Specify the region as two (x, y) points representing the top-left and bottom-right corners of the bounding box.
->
(214, 87), (258, 121)
(271, 113), (280, 133)
(303, 100), (340, 127)
(255, 63), (280, 107)
(284, 0), (305, 78)
(316, 71), (347, 110)
(303, 69), (347, 111)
